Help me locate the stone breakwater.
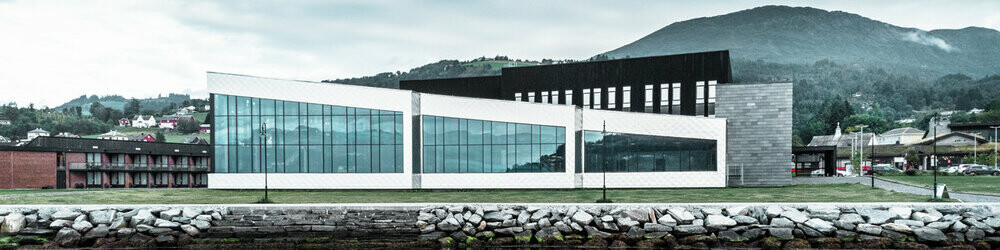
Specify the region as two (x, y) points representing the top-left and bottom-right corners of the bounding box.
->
(0, 204), (998, 248)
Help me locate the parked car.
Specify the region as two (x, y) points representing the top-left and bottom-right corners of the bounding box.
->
(962, 165), (1000, 176)
(837, 164), (855, 177)
(942, 165), (961, 174)
(810, 169), (825, 176)
(867, 164), (902, 175)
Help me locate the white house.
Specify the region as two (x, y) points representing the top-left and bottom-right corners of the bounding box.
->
(27, 128), (49, 140)
(131, 115), (157, 128)
(877, 127), (925, 145)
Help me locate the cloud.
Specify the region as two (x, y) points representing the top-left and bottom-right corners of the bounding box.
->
(901, 31), (956, 52)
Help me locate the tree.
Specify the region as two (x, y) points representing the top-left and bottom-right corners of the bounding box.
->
(176, 120), (200, 134)
(124, 98), (141, 118)
(155, 131), (166, 142)
(904, 149), (920, 170)
(89, 102), (109, 122)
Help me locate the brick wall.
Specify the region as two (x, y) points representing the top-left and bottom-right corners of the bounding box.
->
(716, 83), (794, 187)
(0, 151), (57, 189)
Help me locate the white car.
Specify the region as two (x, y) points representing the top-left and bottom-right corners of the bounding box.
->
(810, 169), (825, 176)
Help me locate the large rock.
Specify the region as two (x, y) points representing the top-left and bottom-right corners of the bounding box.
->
(468, 214), (483, 225)
(160, 209), (182, 220)
(780, 209), (809, 223)
(182, 207), (202, 218)
(72, 220), (93, 232)
(83, 224), (110, 239)
(856, 208), (894, 224)
(50, 219), (73, 229)
(534, 226), (562, 241)
(804, 218), (836, 234)
(705, 215), (737, 229)
(894, 219), (924, 228)
(926, 221), (953, 230)
(529, 209), (549, 222)
(437, 217), (461, 231)
(732, 215), (758, 225)
(51, 210), (82, 220)
(180, 224), (200, 236)
(89, 210), (116, 224)
(881, 223), (912, 234)
(769, 228), (794, 240)
(667, 207), (695, 223)
(615, 216), (639, 230)
(554, 221), (572, 233)
(657, 214), (677, 226)
(770, 217), (794, 228)
(571, 211), (594, 225)
(154, 219), (180, 228)
(857, 223), (882, 235)
(911, 212), (941, 223)
(839, 213), (865, 225)
(1, 212), (25, 233)
(807, 206), (841, 221)
(913, 227), (947, 242)
(55, 227), (82, 247)
(888, 207), (912, 219)
(110, 217), (126, 230)
(621, 209), (651, 223)
(191, 219), (211, 230)
(673, 225), (707, 236)
(483, 211), (504, 222)
(984, 217), (1000, 228)
(131, 210), (156, 227)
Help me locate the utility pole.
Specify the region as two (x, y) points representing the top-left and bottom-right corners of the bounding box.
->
(932, 119), (939, 199)
(974, 133), (978, 164)
(871, 131), (876, 189)
(858, 125), (868, 175)
(596, 120), (612, 203)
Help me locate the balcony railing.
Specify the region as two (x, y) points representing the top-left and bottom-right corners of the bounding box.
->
(68, 163), (210, 172)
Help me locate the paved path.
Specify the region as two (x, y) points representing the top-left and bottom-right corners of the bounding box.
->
(793, 176), (1000, 203)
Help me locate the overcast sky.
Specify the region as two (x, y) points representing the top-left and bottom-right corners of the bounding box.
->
(1, 0), (998, 107)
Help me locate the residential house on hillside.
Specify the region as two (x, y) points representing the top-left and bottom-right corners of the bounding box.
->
(130, 133), (156, 142)
(0, 120), (10, 126)
(158, 115), (194, 129)
(131, 115), (157, 128)
(175, 108), (191, 115)
(98, 130), (129, 141)
(0, 135), (10, 144)
(54, 132), (79, 138)
(911, 132), (989, 147)
(807, 123), (875, 148)
(198, 124), (211, 134)
(118, 118), (130, 127)
(181, 136), (209, 145)
(27, 128), (49, 140)
(877, 127), (925, 145)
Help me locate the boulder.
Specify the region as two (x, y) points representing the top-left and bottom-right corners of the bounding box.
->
(701, 208), (723, 215)
(765, 206), (783, 218)
(807, 206), (841, 221)
(83, 224), (110, 239)
(584, 225), (611, 238)
(195, 215), (212, 221)
(615, 216), (640, 230)
(726, 206), (748, 216)
(130, 210), (156, 227)
(110, 217), (126, 230)
(856, 223), (882, 235)
(89, 210), (116, 224)
(911, 212), (940, 223)
(888, 207), (912, 219)
(117, 227), (136, 237)
(517, 210), (530, 225)
(160, 209), (181, 220)
(657, 214), (677, 226)
(780, 209), (809, 223)
(571, 211), (594, 225)
(155, 235), (176, 246)
(55, 227), (82, 247)
(951, 221), (968, 232)
(768, 228), (794, 240)
(437, 217), (461, 231)
(191, 219), (211, 230)
(838, 213), (865, 225)
(666, 207), (695, 223)
(181, 207), (202, 218)
(926, 221), (953, 230)
(705, 214), (737, 229)
(965, 229), (985, 241)
(154, 219), (180, 228)
(732, 215), (758, 225)
(180, 224), (200, 236)
(913, 227), (947, 242)
(643, 223), (671, 232)
(0, 212), (26, 233)
(468, 214), (483, 225)
(856, 208), (894, 224)
(529, 209), (549, 222)
(983, 217), (1000, 228)
(71, 220), (93, 232)
(534, 226), (562, 241)
(881, 223), (912, 234)
(770, 217), (794, 228)
(673, 225), (707, 236)
(804, 218), (836, 234)
(622, 209), (651, 222)
(894, 219), (924, 228)
(51, 209), (82, 220)
(49, 219), (73, 229)
(483, 211), (504, 222)
(554, 221), (572, 233)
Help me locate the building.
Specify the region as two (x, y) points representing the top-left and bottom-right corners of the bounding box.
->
(877, 127), (925, 145)
(0, 120), (10, 126)
(181, 136), (209, 145)
(207, 51), (793, 189)
(948, 122), (1000, 142)
(132, 115), (157, 128)
(131, 133), (157, 142)
(54, 132), (79, 138)
(27, 128), (50, 141)
(0, 135), (10, 144)
(199, 124), (211, 134)
(159, 115), (194, 129)
(911, 132), (988, 147)
(118, 118), (130, 127)
(98, 130), (129, 141)
(807, 123), (875, 148)
(0, 136), (210, 189)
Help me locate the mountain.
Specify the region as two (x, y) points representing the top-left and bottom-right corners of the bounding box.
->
(602, 5), (1000, 77)
(55, 94), (193, 116)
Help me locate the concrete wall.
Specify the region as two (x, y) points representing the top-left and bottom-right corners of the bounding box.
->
(716, 83), (794, 187)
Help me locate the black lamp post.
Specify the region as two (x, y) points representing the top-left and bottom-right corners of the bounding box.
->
(596, 121), (612, 203)
(932, 118), (938, 199)
(258, 122), (271, 203)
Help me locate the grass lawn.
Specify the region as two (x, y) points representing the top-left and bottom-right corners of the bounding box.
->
(0, 184), (942, 204)
(880, 175), (1000, 195)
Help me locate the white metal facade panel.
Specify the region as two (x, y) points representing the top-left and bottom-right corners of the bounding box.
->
(579, 109), (727, 188)
(208, 173), (413, 189)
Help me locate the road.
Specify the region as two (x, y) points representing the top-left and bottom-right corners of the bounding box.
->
(793, 176), (1000, 203)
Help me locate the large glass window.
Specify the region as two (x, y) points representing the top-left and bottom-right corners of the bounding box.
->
(212, 94), (404, 174)
(422, 115), (565, 173)
(583, 131), (716, 173)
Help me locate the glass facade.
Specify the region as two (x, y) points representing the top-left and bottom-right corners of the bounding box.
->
(421, 115), (566, 173)
(583, 131), (716, 173)
(213, 94), (404, 174)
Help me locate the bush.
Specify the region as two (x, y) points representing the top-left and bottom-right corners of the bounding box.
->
(904, 169), (919, 176)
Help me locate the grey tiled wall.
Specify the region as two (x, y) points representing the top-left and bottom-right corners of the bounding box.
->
(716, 83), (793, 187)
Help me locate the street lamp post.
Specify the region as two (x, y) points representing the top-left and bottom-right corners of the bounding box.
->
(932, 119), (939, 199)
(857, 125), (868, 175)
(992, 126), (1000, 170)
(596, 121), (612, 203)
(871, 131), (876, 189)
(259, 122), (270, 203)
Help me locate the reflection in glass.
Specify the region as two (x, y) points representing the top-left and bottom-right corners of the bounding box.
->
(421, 115), (565, 173)
(584, 131), (716, 173)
